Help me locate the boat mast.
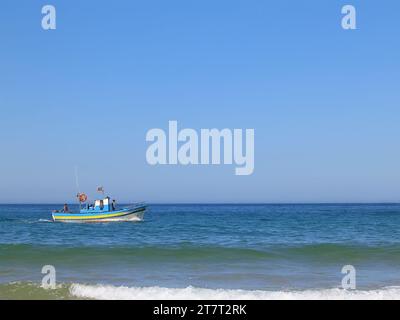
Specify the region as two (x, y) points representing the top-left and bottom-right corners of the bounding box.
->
(75, 166), (82, 211)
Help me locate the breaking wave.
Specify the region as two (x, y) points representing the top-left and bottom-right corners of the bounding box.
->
(70, 284), (400, 300)
(2, 282), (400, 300)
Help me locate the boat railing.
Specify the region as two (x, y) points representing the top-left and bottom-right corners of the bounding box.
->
(123, 202), (147, 210)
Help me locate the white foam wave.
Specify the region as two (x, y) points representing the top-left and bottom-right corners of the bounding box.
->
(69, 284), (400, 300)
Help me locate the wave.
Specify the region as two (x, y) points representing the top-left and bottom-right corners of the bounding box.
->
(70, 284), (400, 300)
(2, 243), (400, 265)
(0, 282), (71, 300)
(2, 282), (400, 300)
(0, 243), (271, 263)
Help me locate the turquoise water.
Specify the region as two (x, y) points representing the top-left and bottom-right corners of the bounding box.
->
(1, 204), (400, 299)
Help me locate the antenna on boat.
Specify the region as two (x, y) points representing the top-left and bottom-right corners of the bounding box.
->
(75, 166), (82, 211)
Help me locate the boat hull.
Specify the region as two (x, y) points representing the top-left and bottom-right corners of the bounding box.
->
(52, 206), (146, 223)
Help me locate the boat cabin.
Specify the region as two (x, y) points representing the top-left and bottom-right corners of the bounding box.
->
(80, 197), (114, 213)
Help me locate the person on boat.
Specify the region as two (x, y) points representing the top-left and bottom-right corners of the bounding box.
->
(111, 199), (116, 211)
(61, 204), (69, 213)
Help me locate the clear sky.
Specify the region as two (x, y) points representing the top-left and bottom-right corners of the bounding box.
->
(0, 0), (399, 203)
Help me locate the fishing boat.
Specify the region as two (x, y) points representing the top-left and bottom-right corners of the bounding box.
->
(52, 195), (146, 223)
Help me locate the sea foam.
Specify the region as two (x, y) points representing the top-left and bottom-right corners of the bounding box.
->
(69, 284), (400, 300)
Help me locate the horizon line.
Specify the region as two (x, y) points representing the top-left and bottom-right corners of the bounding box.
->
(0, 202), (399, 205)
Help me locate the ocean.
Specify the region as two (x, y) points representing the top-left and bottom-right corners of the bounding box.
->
(1, 204), (400, 299)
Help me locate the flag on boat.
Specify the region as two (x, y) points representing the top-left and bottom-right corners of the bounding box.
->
(97, 186), (104, 194)
(77, 193), (87, 203)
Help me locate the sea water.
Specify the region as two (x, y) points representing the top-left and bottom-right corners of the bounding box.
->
(1, 204), (400, 299)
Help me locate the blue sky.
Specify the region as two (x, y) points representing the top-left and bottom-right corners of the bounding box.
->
(0, 0), (399, 203)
